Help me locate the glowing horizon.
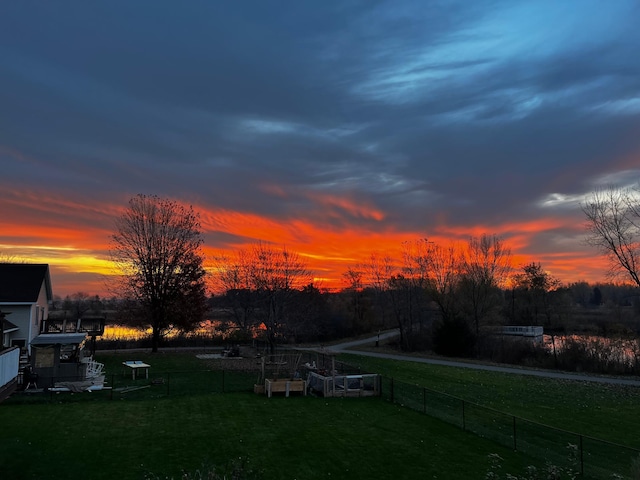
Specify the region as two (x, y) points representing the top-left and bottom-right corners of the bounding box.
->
(0, 201), (619, 298)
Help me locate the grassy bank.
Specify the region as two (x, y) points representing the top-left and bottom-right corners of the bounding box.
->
(340, 353), (640, 448)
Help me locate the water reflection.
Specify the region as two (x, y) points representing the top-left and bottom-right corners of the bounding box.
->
(545, 334), (640, 367)
(100, 320), (241, 341)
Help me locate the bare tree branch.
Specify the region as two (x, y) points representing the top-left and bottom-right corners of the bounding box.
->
(110, 194), (209, 352)
(583, 186), (640, 287)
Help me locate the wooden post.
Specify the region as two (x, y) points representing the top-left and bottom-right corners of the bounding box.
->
(461, 400), (466, 431)
(423, 387), (427, 414)
(332, 355), (336, 397)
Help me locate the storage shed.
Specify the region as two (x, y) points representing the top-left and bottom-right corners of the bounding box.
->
(30, 332), (88, 388)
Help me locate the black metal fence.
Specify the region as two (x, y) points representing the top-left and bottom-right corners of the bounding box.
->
(7, 354), (362, 404)
(7, 363), (639, 479)
(381, 376), (640, 480)
(8, 369), (257, 404)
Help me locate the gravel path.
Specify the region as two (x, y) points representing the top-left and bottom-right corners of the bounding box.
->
(326, 329), (640, 387)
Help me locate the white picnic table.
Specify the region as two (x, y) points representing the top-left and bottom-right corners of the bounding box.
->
(122, 360), (151, 380)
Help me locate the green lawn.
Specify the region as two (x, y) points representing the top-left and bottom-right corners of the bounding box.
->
(2, 350), (638, 479)
(1, 393), (533, 480)
(340, 353), (640, 449)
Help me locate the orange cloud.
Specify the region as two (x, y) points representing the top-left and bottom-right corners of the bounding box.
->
(199, 202), (410, 291)
(1, 191), (620, 296)
(304, 191), (385, 221)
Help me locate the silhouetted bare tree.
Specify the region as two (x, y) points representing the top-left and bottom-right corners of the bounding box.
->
(215, 243), (312, 352)
(511, 262), (561, 325)
(583, 185), (640, 287)
(459, 234), (512, 334)
(364, 252), (395, 330)
(110, 194), (208, 352)
(389, 239), (434, 350)
(213, 249), (259, 332)
(342, 266), (368, 333)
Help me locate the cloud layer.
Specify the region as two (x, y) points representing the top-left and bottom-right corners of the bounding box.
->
(1, 1), (639, 295)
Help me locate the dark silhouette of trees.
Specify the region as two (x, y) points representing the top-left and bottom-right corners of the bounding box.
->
(110, 194), (208, 352)
(386, 240), (433, 351)
(251, 243), (311, 351)
(215, 243), (312, 351)
(347, 236), (507, 353)
(510, 262), (561, 325)
(419, 240), (479, 356)
(422, 241), (460, 325)
(342, 267), (371, 333)
(583, 185), (640, 287)
(61, 292), (103, 320)
(285, 284), (331, 342)
(459, 234), (511, 334)
(213, 249), (258, 332)
(363, 252), (395, 330)
(591, 286), (603, 306)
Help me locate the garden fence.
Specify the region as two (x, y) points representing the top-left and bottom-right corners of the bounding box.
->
(7, 363), (639, 479)
(381, 375), (640, 480)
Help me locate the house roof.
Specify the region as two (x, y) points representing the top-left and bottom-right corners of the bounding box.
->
(0, 263), (53, 303)
(1, 318), (19, 333)
(31, 333), (87, 346)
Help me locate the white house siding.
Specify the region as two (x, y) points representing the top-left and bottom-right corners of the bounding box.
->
(1, 281), (48, 351)
(0, 347), (19, 389)
(35, 281), (49, 333)
(1, 305), (32, 350)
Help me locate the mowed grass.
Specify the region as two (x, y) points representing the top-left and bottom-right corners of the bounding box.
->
(340, 353), (640, 449)
(98, 350), (210, 373)
(0, 392), (532, 480)
(3, 350), (638, 479)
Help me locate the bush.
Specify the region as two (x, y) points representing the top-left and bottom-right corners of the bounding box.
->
(475, 335), (550, 367)
(432, 316), (476, 357)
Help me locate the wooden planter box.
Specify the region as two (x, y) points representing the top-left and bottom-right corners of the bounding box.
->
(264, 378), (306, 398)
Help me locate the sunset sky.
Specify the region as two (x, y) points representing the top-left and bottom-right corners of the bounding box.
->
(1, 1), (640, 297)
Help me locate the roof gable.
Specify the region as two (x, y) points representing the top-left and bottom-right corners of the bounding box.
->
(0, 263), (53, 303)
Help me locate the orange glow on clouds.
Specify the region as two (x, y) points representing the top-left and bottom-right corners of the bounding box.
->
(199, 203), (410, 290)
(304, 191), (386, 221)
(0, 190), (618, 297)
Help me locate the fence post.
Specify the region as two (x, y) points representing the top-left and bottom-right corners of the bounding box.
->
(167, 372), (170, 396)
(579, 435), (584, 476)
(513, 416), (517, 451)
(461, 400), (466, 431)
(390, 378), (394, 403)
(423, 387), (427, 414)
(222, 369), (225, 393)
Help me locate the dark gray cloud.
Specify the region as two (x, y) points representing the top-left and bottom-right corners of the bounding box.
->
(1, 0), (639, 290)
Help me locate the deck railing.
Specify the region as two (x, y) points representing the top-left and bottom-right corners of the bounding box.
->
(0, 347), (20, 389)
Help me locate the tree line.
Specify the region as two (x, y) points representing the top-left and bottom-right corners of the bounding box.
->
(52, 185), (639, 355)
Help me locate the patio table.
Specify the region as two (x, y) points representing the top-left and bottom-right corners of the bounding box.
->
(122, 360), (151, 380)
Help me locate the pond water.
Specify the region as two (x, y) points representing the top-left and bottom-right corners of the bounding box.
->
(99, 319), (245, 341)
(544, 334), (640, 366)
(99, 324), (640, 367)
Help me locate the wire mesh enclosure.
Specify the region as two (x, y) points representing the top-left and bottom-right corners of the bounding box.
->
(307, 371), (381, 397)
